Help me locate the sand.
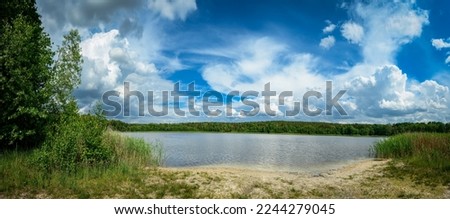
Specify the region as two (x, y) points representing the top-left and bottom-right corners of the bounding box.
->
(156, 159), (448, 198)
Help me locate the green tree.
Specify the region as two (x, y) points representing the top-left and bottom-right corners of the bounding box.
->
(0, 0), (41, 31)
(1, 0), (83, 150)
(0, 15), (53, 149)
(49, 30), (83, 116)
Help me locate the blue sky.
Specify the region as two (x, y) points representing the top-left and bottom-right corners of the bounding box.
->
(36, 0), (450, 123)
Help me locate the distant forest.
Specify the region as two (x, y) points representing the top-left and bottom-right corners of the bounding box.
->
(108, 120), (450, 136)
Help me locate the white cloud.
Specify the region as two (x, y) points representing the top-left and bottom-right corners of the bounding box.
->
(319, 36), (336, 49)
(77, 29), (173, 113)
(201, 36), (327, 118)
(345, 65), (449, 118)
(323, 23), (336, 33)
(412, 80), (449, 109)
(354, 1), (429, 65)
(341, 22), (364, 44)
(431, 38), (450, 64)
(148, 0), (197, 21)
(202, 37), (325, 94)
(80, 30), (125, 91)
(431, 38), (450, 50)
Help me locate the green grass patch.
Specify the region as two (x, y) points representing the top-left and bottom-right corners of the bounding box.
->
(373, 133), (450, 186)
(0, 130), (164, 198)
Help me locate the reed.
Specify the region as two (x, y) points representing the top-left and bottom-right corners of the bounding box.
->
(373, 132), (450, 185)
(0, 130), (164, 198)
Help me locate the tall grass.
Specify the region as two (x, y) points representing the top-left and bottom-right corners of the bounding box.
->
(102, 131), (164, 168)
(373, 133), (450, 185)
(0, 130), (163, 198)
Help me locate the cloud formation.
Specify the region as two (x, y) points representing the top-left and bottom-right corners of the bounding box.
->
(431, 38), (450, 50)
(200, 1), (449, 122)
(323, 22), (336, 33)
(35, 0), (449, 123)
(320, 36), (336, 49)
(37, 0), (145, 38)
(77, 29), (174, 114)
(147, 0), (197, 21)
(201, 37), (324, 95)
(341, 22), (364, 44)
(354, 1), (429, 65)
(431, 38), (450, 64)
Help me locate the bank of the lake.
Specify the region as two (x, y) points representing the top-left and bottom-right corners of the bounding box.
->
(1, 132), (449, 198)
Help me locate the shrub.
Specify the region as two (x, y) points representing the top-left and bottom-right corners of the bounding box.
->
(35, 114), (110, 173)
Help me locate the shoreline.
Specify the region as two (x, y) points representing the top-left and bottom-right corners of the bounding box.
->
(161, 158), (381, 176)
(152, 159), (448, 198)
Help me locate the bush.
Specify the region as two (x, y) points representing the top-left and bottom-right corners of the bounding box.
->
(35, 114), (110, 173)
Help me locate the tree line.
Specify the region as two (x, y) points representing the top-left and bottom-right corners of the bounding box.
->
(108, 120), (450, 136)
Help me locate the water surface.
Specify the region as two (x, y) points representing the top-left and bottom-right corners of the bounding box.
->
(125, 132), (383, 172)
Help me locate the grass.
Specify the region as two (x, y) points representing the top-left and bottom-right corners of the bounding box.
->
(0, 131), (168, 198)
(373, 132), (450, 186)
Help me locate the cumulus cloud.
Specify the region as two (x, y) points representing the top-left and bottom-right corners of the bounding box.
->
(320, 36), (336, 49)
(148, 0), (197, 21)
(37, 0), (198, 117)
(331, 1), (447, 121)
(354, 1), (429, 65)
(345, 65), (449, 119)
(341, 22), (364, 44)
(76, 29), (173, 114)
(346, 65), (418, 117)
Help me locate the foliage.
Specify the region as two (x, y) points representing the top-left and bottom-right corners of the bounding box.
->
(34, 113), (109, 173)
(34, 109), (161, 173)
(49, 30), (83, 115)
(0, 131), (161, 198)
(0, 15), (53, 149)
(1, 0), (83, 150)
(109, 120), (450, 136)
(0, 0), (41, 31)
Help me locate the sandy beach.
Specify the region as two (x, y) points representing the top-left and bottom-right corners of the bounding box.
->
(151, 159), (448, 198)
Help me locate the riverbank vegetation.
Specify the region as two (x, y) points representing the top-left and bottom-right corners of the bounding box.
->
(109, 120), (450, 136)
(0, 129), (164, 198)
(373, 133), (450, 187)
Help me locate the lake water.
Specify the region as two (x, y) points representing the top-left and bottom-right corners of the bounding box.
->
(125, 132), (383, 172)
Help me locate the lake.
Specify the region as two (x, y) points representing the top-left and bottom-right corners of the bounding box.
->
(125, 132), (383, 172)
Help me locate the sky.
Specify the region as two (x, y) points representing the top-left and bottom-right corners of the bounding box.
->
(36, 0), (450, 123)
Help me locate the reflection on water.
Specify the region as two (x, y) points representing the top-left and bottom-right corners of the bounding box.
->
(125, 132), (383, 172)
